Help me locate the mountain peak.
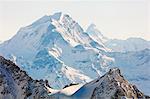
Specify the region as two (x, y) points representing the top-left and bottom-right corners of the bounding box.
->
(89, 67), (147, 99)
(86, 23), (109, 50)
(86, 23), (96, 30)
(30, 12), (72, 26)
(86, 23), (106, 40)
(50, 12), (62, 21)
(29, 15), (50, 26)
(108, 67), (121, 76)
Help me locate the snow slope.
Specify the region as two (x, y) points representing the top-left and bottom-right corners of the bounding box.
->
(0, 12), (114, 89)
(49, 68), (148, 99)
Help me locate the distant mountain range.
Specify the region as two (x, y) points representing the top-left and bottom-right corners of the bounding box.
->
(105, 38), (150, 52)
(0, 12), (149, 96)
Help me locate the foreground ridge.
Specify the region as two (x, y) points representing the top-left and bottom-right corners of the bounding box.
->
(0, 56), (149, 99)
(49, 68), (150, 99)
(90, 68), (149, 99)
(0, 56), (50, 99)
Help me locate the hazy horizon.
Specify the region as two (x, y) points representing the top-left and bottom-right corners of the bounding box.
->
(0, 0), (150, 41)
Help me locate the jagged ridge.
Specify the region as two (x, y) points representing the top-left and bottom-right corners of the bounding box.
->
(0, 56), (50, 99)
(48, 68), (149, 99)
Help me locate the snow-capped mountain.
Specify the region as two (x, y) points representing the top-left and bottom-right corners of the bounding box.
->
(0, 12), (149, 95)
(86, 24), (108, 42)
(86, 23), (150, 95)
(105, 38), (150, 52)
(86, 24), (150, 53)
(0, 56), (148, 99)
(0, 12), (114, 89)
(86, 24), (110, 51)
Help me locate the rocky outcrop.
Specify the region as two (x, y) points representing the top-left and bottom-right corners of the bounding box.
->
(44, 69), (150, 99)
(0, 56), (50, 99)
(91, 68), (149, 99)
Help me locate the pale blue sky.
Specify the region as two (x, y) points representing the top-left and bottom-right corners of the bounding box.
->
(0, 0), (149, 41)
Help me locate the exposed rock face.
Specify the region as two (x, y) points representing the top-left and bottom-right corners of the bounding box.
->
(91, 68), (148, 99)
(0, 56), (49, 99)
